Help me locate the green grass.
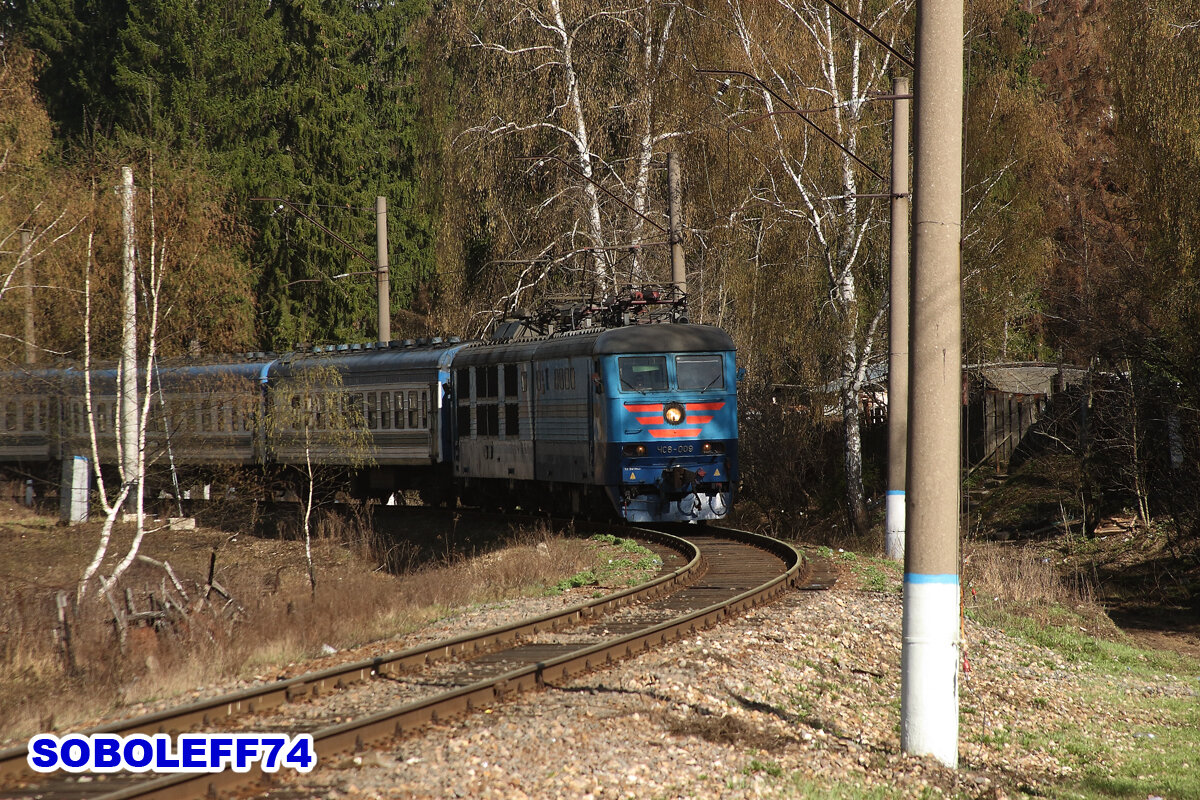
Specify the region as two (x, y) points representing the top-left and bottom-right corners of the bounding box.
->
(1045, 693), (1200, 800)
(1073, 697), (1200, 799)
(546, 534), (663, 594)
(743, 758), (784, 778)
(842, 552), (902, 594)
(782, 779), (938, 799)
(987, 608), (1196, 676)
(977, 604), (1200, 800)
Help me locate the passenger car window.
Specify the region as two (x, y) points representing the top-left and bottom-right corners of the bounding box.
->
(618, 356), (668, 393)
(676, 355), (724, 391)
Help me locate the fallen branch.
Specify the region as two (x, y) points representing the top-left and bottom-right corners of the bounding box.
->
(136, 554), (190, 603)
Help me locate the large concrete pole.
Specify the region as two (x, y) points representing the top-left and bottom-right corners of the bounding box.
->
(667, 152), (687, 303)
(902, 0), (964, 769)
(376, 196), (391, 344)
(886, 74), (912, 562)
(119, 166), (140, 503)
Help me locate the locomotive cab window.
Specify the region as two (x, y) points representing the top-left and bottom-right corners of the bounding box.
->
(618, 356), (668, 393)
(676, 355), (724, 391)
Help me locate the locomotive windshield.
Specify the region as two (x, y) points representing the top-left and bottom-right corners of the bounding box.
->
(617, 353), (726, 393)
(676, 355), (724, 391)
(618, 356), (668, 392)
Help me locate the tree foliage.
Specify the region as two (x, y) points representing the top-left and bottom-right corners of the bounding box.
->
(961, 0), (1065, 362)
(6, 0), (436, 350)
(1110, 0), (1200, 376)
(442, 0), (706, 325)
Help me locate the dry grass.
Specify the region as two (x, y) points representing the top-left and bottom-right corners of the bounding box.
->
(0, 505), (612, 745)
(962, 539), (1118, 636)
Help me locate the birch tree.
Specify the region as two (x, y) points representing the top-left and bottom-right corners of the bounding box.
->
(457, 0), (694, 306)
(715, 0), (912, 535)
(72, 153), (251, 602)
(264, 363), (373, 593)
(77, 169), (171, 602)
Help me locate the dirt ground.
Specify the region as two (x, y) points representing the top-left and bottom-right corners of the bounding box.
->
(3, 495), (1197, 747)
(1032, 514), (1200, 660)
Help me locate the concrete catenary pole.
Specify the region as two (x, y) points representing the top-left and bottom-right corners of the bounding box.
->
(120, 166), (140, 507)
(21, 229), (35, 364)
(667, 152), (687, 304)
(376, 196), (391, 344)
(902, 0), (964, 769)
(886, 74), (912, 562)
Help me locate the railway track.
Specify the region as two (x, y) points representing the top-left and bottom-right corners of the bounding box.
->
(1, 523), (831, 800)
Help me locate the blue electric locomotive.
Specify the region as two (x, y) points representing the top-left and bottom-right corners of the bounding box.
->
(450, 323), (736, 522)
(599, 326), (737, 522)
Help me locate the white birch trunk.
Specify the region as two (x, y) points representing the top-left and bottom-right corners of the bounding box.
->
(550, 0), (611, 291)
(78, 232), (133, 602)
(105, 176), (167, 590)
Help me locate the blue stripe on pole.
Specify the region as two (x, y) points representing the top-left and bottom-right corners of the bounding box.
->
(887, 490), (905, 496)
(904, 573), (959, 585)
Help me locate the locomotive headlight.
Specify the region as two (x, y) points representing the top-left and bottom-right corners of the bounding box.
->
(664, 403), (685, 425)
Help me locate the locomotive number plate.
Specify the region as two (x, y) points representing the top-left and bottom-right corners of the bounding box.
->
(657, 444), (695, 455)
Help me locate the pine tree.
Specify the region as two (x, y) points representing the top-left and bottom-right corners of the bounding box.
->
(254, 0), (434, 348)
(4, 0), (128, 138)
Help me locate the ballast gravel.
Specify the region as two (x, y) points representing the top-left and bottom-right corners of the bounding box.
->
(248, 567), (1196, 800)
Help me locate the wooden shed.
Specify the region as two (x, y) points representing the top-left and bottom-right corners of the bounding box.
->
(966, 363), (1086, 473)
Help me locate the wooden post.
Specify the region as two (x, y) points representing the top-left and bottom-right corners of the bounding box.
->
(55, 590), (76, 673)
(21, 229), (35, 364)
(376, 196), (390, 343)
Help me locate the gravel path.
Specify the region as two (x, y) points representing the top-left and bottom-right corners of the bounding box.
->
(248, 564), (1196, 800)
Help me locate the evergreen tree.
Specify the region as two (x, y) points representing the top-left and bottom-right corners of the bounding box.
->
(4, 0), (128, 138)
(6, 0), (436, 350)
(256, 0), (433, 348)
(112, 0), (284, 172)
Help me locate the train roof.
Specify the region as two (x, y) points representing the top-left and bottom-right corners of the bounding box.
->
(270, 340), (466, 379)
(0, 360), (280, 393)
(454, 323), (734, 365)
(592, 323), (734, 354)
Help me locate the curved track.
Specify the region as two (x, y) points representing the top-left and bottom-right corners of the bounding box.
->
(1, 524), (827, 800)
